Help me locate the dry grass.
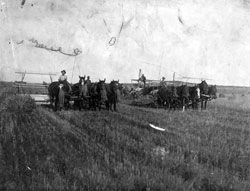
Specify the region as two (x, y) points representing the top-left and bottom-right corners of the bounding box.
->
(1, 81), (250, 190)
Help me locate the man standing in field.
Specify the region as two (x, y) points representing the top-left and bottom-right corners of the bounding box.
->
(86, 76), (91, 86)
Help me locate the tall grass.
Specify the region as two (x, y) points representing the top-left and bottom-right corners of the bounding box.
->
(1, 83), (250, 190)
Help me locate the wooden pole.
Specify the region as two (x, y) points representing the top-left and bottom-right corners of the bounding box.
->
(15, 71), (57, 75)
(138, 69), (141, 86)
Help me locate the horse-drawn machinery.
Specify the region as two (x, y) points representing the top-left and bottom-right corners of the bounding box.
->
(129, 80), (217, 111)
(14, 71), (56, 105)
(14, 71), (120, 111)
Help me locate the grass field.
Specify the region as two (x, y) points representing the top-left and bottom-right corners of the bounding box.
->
(1, 82), (250, 190)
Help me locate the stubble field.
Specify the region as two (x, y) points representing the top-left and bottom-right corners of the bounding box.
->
(1, 82), (250, 191)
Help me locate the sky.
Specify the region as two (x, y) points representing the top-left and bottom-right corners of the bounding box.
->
(0, 0), (250, 86)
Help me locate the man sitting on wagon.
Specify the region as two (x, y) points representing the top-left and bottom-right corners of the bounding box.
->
(139, 74), (146, 88)
(58, 70), (67, 82)
(160, 76), (167, 87)
(58, 70), (72, 92)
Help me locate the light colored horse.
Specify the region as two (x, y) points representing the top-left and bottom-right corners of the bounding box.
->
(79, 82), (88, 98)
(58, 84), (65, 110)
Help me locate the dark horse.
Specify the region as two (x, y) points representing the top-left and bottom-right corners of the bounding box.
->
(198, 80), (209, 110)
(157, 86), (180, 110)
(96, 79), (119, 111)
(96, 79), (109, 110)
(88, 82), (99, 110)
(48, 81), (71, 111)
(106, 80), (119, 111)
(177, 84), (190, 111)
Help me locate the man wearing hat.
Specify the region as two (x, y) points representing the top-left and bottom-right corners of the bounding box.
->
(58, 70), (72, 92)
(160, 76), (166, 87)
(58, 70), (67, 82)
(139, 74), (146, 88)
(86, 76), (91, 86)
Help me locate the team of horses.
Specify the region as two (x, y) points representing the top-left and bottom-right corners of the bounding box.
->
(48, 77), (217, 112)
(48, 76), (119, 111)
(155, 80), (217, 111)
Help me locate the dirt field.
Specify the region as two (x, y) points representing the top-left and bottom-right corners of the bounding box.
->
(1, 81), (250, 190)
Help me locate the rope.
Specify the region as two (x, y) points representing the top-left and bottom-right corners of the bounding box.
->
(77, 57), (81, 76)
(71, 56), (77, 83)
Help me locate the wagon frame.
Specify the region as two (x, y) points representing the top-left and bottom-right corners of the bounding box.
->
(14, 71), (56, 105)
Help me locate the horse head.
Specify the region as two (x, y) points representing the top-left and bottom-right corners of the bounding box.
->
(79, 75), (86, 85)
(97, 79), (106, 91)
(110, 80), (119, 90)
(118, 83), (123, 91)
(199, 80), (208, 94)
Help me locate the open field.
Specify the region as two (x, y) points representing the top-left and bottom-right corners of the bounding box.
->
(1, 82), (250, 190)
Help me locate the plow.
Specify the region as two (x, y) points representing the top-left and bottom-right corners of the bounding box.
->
(14, 71), (56, 104)
(14, 81), (51, 105)
(14, 71), (84, 107)
(129, 85), (216, 110)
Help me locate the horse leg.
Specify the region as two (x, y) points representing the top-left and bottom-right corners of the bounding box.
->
(105, 100), (109, 110)
(65, 97), (70, 110)
(82, 97), (87, 111)
(183, 97), (188, 112)
(50, 96), (54, 109)
(193, 99), (197, 110)
(114, 97), (117, 111)
(58, 89), (65, 111)
(93, 98), (97, 111)
(167, 99), (170, 111)
(194, 99), (197, 110)
(98, 97), (101, 111)
(196, 99), (200, 110)
(202, 100), (206, 110)
(98, 102), (101, 111)
(54, 97), (58, 111)
(182, 98), (185, 112)
(114, 102), (117, 112)
(88, 98), (91, 110)
(83, 97), (88, 110)
(110, 102), (113, 111)
(78, 99), (82, 111)
(89, 97), (93, 110)
(163, 101), (167, 110)
(168, 99), (171, 112)
(91, 98), (95, 110)
(50, 95), (55, 110)
(173, 99), (176, 111)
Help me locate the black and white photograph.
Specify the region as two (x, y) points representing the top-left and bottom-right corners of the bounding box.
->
(1, 0), (250, 190)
